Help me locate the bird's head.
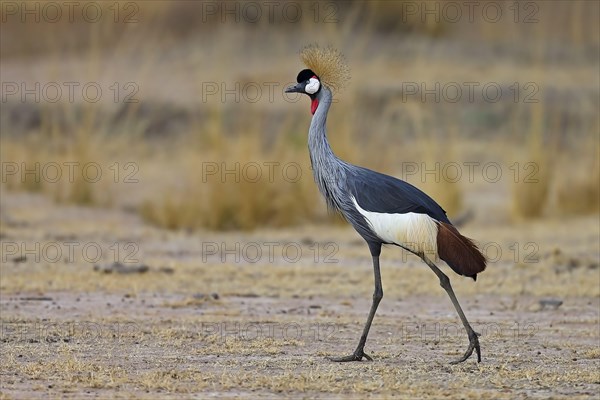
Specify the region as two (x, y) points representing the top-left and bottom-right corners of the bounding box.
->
(285, 69), (322, 115)
(285, 44), (350, 116)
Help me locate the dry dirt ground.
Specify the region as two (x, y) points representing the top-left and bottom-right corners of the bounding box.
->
(1, 192), (599, 399)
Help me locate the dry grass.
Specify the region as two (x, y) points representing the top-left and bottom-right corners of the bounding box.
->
(1, 133), (121, 207)
(510, 159), (552, 220)
(1, 1), (598, 232)
(415, 118), (464, 218)
(555, 137), (600, 216)
(1, 191), (599, 398)
(138, 131), (322, 230)
(2, 246), (599, 300)
(510, 104), (554, 220)
(556, 169), (600, 216)
(2, 296), (599, 398)
(1, 193), (598, 299)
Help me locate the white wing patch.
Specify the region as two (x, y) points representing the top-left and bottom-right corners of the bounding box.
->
(351, 197), (439, 257)
(305, 78), (320, 94)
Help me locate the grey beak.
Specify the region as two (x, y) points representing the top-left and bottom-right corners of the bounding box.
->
(285, 83), (302, 93)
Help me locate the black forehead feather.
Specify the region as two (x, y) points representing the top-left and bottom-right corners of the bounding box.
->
(297, 69), (318, 83)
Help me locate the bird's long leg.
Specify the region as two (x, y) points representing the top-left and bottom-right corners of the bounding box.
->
(328, 255), (383, 362)
(423, 257), (481, 364)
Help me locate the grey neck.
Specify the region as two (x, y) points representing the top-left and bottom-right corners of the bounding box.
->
(309, 86), (337, 168)
(308, 85), (348, 210)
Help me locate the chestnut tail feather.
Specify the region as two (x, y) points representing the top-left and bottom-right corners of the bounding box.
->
(436, 222), (487, 281)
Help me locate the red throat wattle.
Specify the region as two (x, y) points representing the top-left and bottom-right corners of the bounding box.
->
(311, 98), (319, 115)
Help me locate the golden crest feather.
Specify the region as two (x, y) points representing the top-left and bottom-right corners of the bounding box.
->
(300, 44), (350, 92)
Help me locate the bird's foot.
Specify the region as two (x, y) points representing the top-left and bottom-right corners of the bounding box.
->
(450, 331), (481, 364)
(327, 349), (373, 362)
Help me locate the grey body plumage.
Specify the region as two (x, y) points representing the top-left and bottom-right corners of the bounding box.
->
(309, 86), (450, 247)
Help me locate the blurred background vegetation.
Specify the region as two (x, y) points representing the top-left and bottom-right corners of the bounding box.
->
(1, 0), (598, 231)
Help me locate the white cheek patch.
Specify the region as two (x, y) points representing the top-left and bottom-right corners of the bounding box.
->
(305, 78), (320, 94)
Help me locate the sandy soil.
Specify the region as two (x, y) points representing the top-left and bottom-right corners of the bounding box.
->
(1, 192), (599, 399)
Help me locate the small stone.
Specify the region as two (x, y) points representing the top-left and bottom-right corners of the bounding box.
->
(539, 298), (563, 310)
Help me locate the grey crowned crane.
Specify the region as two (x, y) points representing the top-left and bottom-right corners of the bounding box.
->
(285, 46), (487, 364)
